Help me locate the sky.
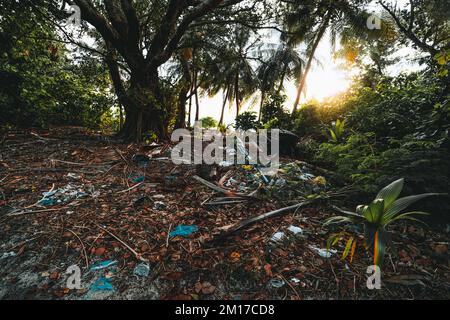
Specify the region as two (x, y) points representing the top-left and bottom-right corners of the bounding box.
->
(191, 0), (417, 125)
(65, 0), (416, 126)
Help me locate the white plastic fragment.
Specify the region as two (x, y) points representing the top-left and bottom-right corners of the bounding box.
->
(134, 263), (150, 277)
(287, 225), (303, 235)
(268, 278), (285, 288)
(0, 252), (17, 260)
(309, 245), (337, 258)
(270, 232), (286, 242)
(67, 173), (81, 180)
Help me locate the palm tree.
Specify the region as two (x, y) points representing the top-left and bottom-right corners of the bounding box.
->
(257, 39), (304, 120)
(286, 0), (376, 112)
(198, 25), (259, 123)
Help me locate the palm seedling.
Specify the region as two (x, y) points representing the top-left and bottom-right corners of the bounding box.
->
(329, 119), (345, 142)
(325, 178), (444, 267)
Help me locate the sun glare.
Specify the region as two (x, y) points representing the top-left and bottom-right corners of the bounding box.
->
(306, 65), (351, 101)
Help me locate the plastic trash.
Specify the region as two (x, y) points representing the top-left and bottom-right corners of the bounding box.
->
(133, 176), (145, 183)
(0, 252), (17, 260)
(309, 245), (337, 258)
(40, 184), (89, 205)
(153, 201), (166, 211)
(42, 190), (57, 198)
(90, 276), (114, 292)
(274, 178), (287, 187)
(133, 263), (150, 277)
(90, 260), (118, 272)
(267, 279), (285, 289)
(165, 175), (177, 185)
(39, 198), (56, 206)
(299, 172), (315, 181)
(270, 232), (285, 242)
(218, 160), (234, 167)
(287, 225), (303, 235)
(67, 173), (81, 180)
(169, 225), (198, 237)
(132, 154), (150, 168)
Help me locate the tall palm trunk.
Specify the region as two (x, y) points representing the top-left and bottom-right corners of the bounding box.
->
(219, 84), (230, 126)
(292, 12), (331, 113)
(235, 70), (240, 118)
(187, 77), (194, 127)
(175, 54), (191, 129)
(258, 89), (265, 121)
(194, 69), (200, 121)
(277, 63), (288, 95)
(119, 105), (124, 130)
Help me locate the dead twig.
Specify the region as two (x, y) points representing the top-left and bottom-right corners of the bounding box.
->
(279, 274), (301, 300)
(5, 168), (100, 175)
(97, 225), (148, 263)
(166, 223), (173, 248)
(7, 206), (67, 217)
(117, 181), (144, 194)
(66, 228), (89, 269)
(30, 131), (56, 141)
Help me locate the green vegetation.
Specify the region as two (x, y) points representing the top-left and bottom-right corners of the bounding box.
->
(326, 178), (444, 266)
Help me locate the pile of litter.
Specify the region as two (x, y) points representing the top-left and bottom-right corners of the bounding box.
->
(0, 127), (448, 300)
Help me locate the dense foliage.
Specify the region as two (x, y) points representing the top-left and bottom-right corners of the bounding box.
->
(0, 3), (115, 130)
(291, 71), (450, 221)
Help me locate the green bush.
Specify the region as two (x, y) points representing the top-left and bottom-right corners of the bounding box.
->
(234, 111), (260, 130)
(199, 116), (218, 129)
(312, 72), (450, 221)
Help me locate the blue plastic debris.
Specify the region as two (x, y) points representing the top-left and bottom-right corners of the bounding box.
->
(90, 260), (118, 272)
(90, 276), (114, 292)
(132, 154), (150, 168)
(133, 175), (145, 183)
(129, 174), (145, 183)
(169, 225), (198, 237)
(133, 263), (150, 277)
(39, 198), (56, 206)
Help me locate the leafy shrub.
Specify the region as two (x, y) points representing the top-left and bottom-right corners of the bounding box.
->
(261, 93), (290, 129)
(325, 178), (444, 267)
(234, 111), (260, 130)
(199, 116), (218, 129)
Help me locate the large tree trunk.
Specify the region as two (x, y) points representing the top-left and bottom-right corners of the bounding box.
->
(64, 0), (247, 141)
(292, 12), (331, 113)
(116, 74), (167, 142)
(105, 43), (166, 142)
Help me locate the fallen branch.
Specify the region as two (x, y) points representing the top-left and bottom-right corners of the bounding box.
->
(204, 200), (247, 206)
(7, 206), (68, 217)
(4, 168), (100, 175)
(30, 131), (56, 141)
(211, 200), (313, 241)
